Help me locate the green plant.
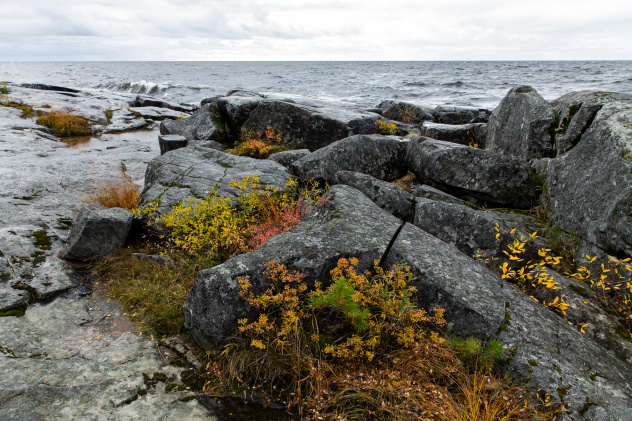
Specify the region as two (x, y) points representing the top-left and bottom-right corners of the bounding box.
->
(36, 111), (91, 136)
(0, 82), (8, 95)
(104, 109), (113, 125)
(212, 258), (557, 420)
(375, 120), (398, 135)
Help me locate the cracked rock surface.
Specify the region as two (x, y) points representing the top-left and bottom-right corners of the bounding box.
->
(0, 86), (215, 420)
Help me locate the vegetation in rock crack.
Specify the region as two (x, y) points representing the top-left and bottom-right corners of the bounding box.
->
(104, 109), (113, 125)
(228, 125), (288, 159)
(36, 111), (92, 137)
(392, 171), (417, 191)
(95, 177), (324, 337)
(85, 163), (140, 210)
(0, 85), (34, 117)
(206, 258), (558, 420)
(375, 120), (398, 135)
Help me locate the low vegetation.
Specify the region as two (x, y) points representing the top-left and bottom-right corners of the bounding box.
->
(36, 111), (92, 137)
(207, 258), (557, 420)
(1, 84), (34, 117)
(84, 163), (140, 210)
(375, 119), (398, 135)
(228, 125), (288, 159)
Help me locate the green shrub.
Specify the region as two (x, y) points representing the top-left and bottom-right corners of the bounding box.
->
(36, 111), (91, 137)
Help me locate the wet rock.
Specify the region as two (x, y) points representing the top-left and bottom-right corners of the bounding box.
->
(486, 85), (556, 159)
(129, 106), (185, 121)
(131, 95), (197, 113)
(291, 134), (407, 184)
(385, 223), (632, 420)
(183, 185), (404, 349)
(407, 137), (536, 208)
(434, 105), (491, 124)
(64, 205), (134, 261)
(376, 100), (434, 123)
(159, 103), (227, 143)
(242, 100), (380, 151)
(140, 146), (292, 216)
(267, 149), (310, 168)
(335, 170), (415, 221)
(551, 91), (632, 156)
(18, 83), (80, 93)
(159, 135), (188, 155)
(408, 184), (464, 205)
(546, 101), (632, 256)
(418, 122), (487, 148)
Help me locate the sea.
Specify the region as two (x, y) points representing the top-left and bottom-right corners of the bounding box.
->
(1, 61), (632, 109)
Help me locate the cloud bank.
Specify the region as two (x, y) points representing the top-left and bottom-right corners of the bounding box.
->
(1, 0), (631, 60)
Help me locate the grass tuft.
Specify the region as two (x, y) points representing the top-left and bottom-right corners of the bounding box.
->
(36, 111), (92, 137)
(85, 163), (140, 210)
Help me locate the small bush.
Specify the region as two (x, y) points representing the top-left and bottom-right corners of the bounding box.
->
(143, 176), (322, 259)
(211, 258), (557, 420)
(0, 82), (8, 95)
(85, 163), (140, 210)
(375, 119), (398, 135)
(104, 109), (113, 125)
(229, 126), (288, 159)
(36, 111), (92, 137)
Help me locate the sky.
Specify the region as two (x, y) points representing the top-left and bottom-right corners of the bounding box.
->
(1, 0), (631, 61)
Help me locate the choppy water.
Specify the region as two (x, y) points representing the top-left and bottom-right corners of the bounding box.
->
(1, 61), (632, 109)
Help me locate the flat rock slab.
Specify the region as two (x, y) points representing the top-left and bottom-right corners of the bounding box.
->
(0, 86), (213, 419)
(141, 145), (292, 216)
(407, 137), (535, 208)
(184, 185), (404, 349)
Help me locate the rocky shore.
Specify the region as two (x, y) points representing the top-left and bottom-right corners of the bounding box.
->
(2, 82), (632, 420)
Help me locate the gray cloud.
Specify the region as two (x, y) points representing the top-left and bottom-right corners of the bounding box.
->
(0, 0), (630, 60)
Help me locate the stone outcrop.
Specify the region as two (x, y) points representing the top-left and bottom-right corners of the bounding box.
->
(546, 101), (632, 256)
(551, 90), (632, 155)
(267, 149), (311, 168)
(158, 134), (188, 155)
(242, 101), (380, 151)
(159, 103), (227, 143)
(486, 85), (556, 159)
(418, 122), (487, 148)
(291, 134), (407, 184)
(384, 223), (632, 421)
(140, 145), (292, 216)
(64, 205), (134, 261)
(407, 137), (536, 208)
(334, 170), (415, 221)
(183, 185), (403, 349)
(376, 100), (434, 123)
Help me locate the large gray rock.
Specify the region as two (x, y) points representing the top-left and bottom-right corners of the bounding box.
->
(242, 101), (380, 151)
(376, 100), (434, 123)
(433, 105), (491, 125)
(130, 95), (197, 113)
(291, 134), (408, 184)
(384, 223), (632, 420)
(158, 134), (188, 155)
(334, 170), (415, 221)
(64, 205), (133, 261)
(413, 198), (543, 261)
(486, 85), (556, 159)
(551, 91), (632, 155)
(183, 185), (404, 349)
(547, 101), (632, 256)
(407, 137), (536, 208)
(140, 145), (292, 216)
(418, 122), (487, 148)
(267, 149), (311, 168)
(159, 102), (227, 143)
(408, 184), (464, 205)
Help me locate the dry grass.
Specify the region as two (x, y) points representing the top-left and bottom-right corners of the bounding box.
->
(36, 111), (92, 137)
(85, 164), (140, 210)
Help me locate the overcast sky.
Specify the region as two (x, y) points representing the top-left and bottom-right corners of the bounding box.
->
(1, 0), (631, 61)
